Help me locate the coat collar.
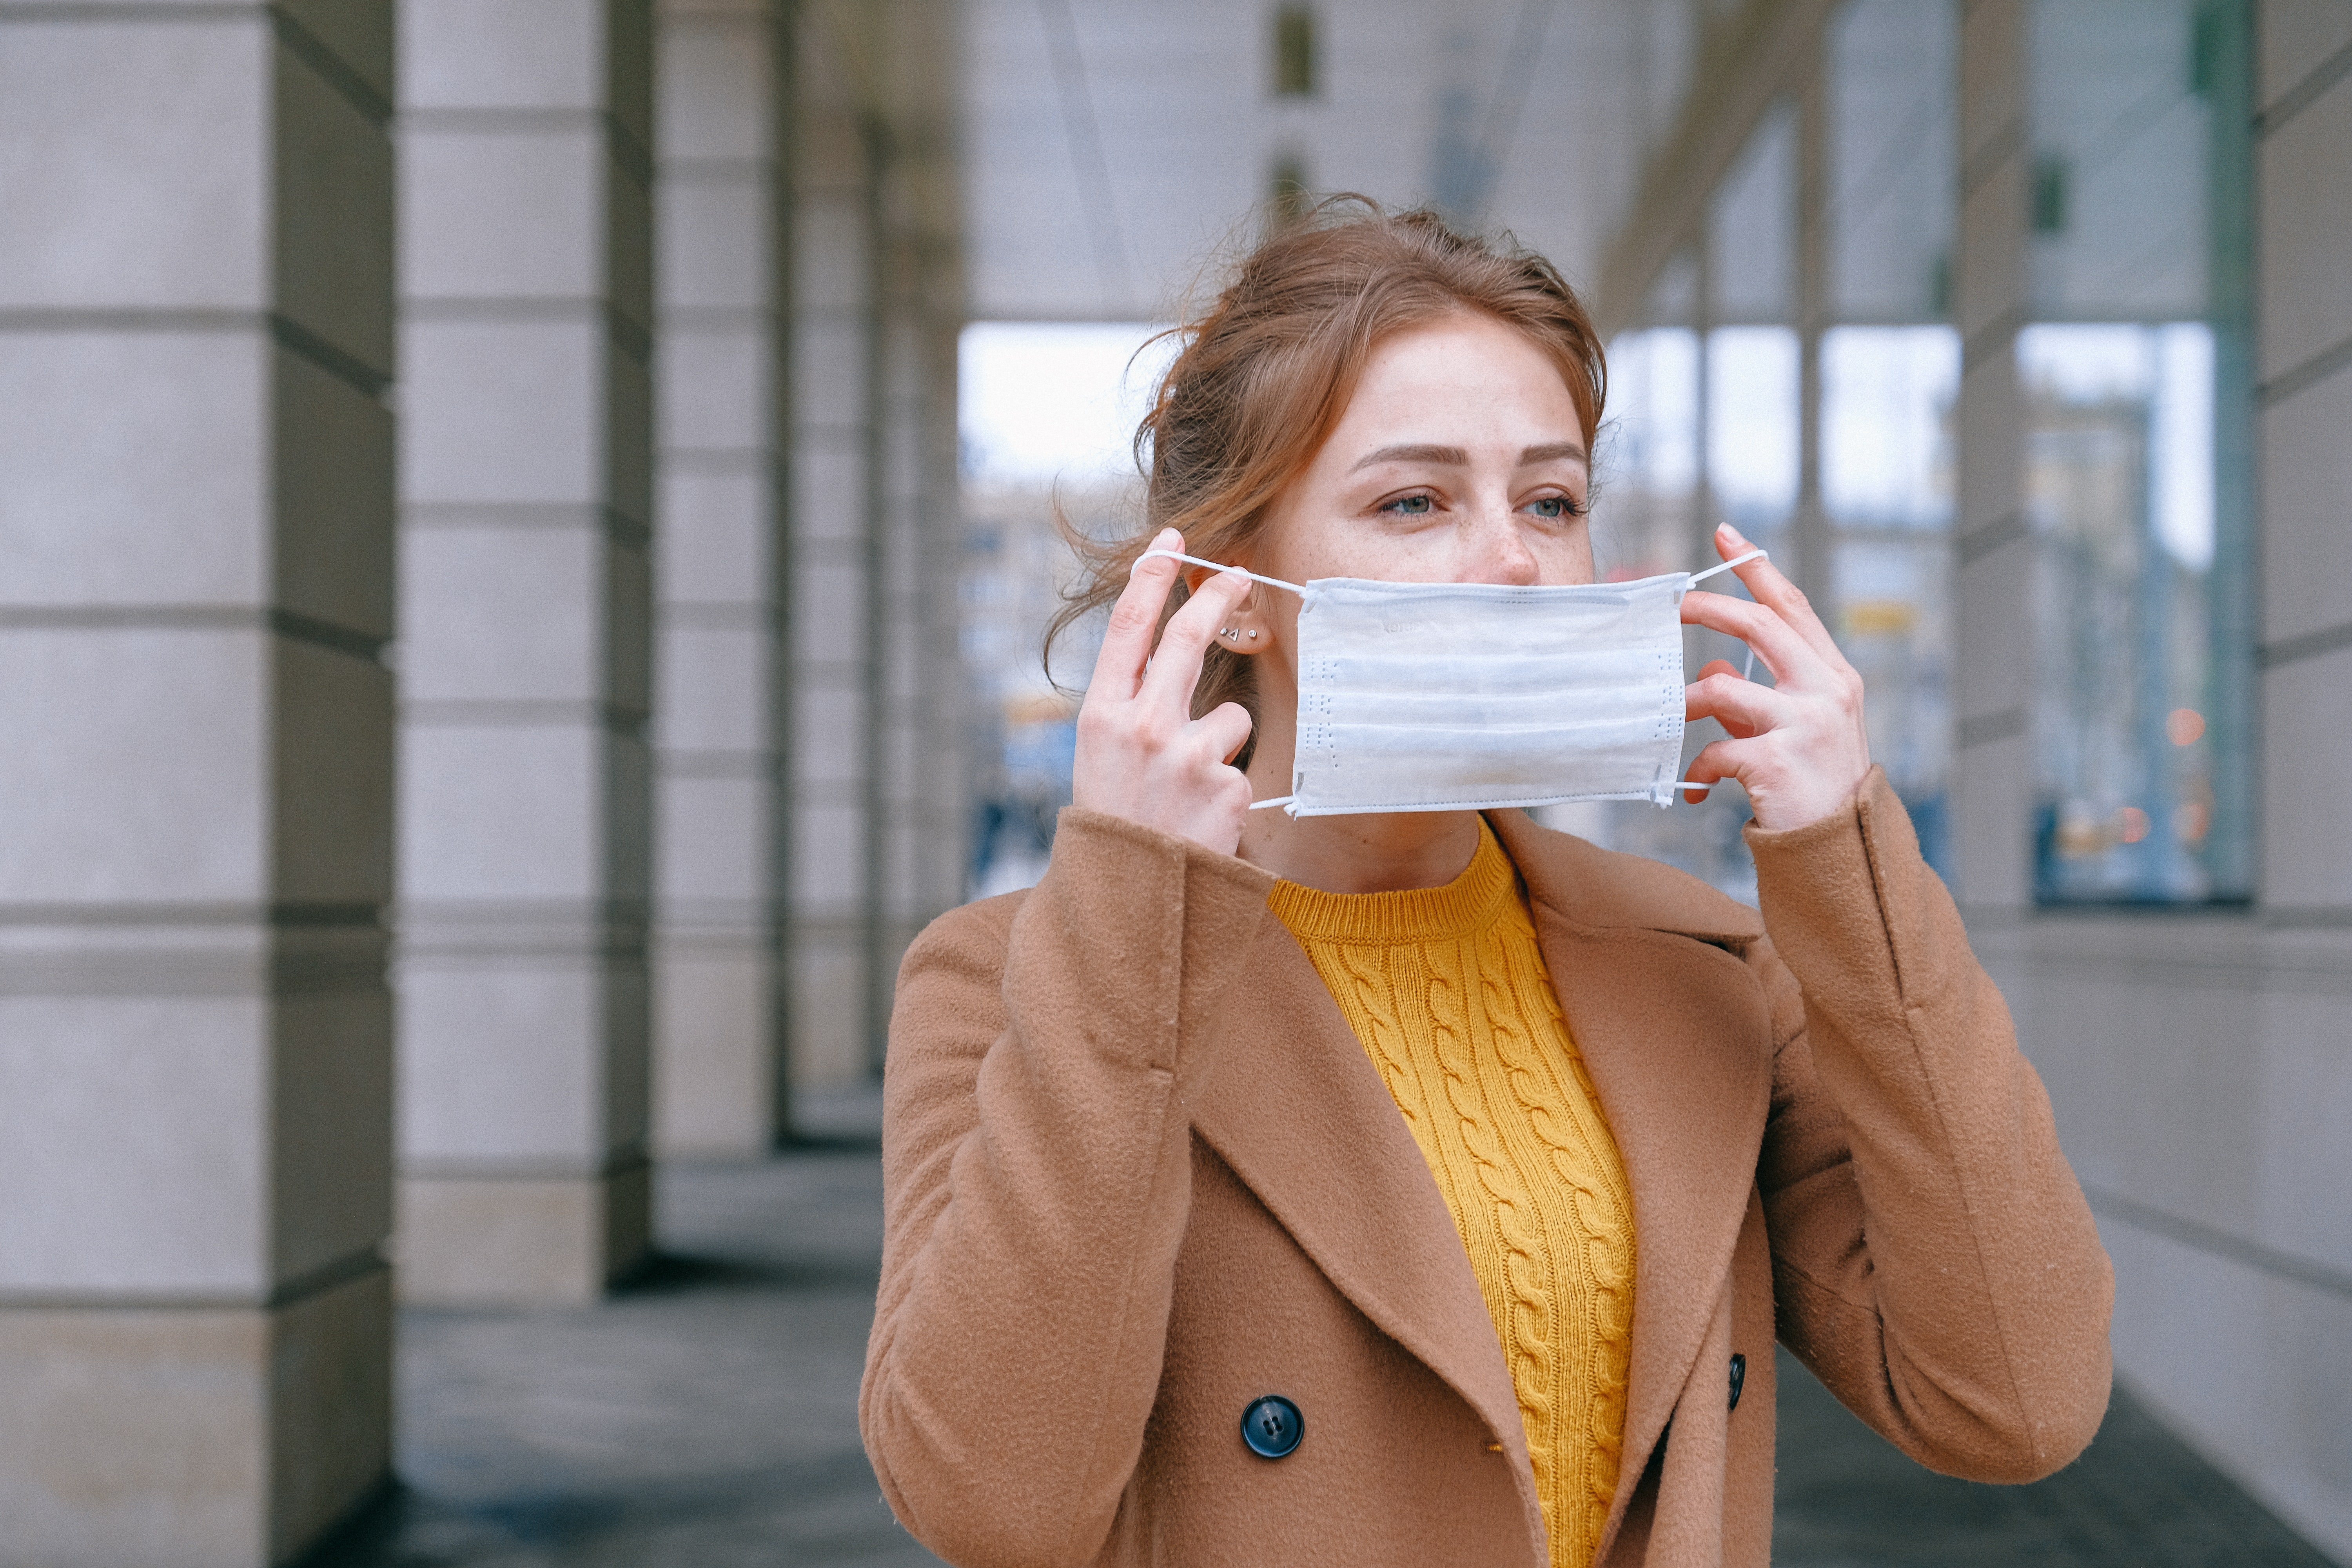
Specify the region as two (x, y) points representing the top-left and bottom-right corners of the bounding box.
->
(1191, 812), (1772, 1559)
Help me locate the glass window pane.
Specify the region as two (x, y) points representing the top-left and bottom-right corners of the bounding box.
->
(1708, 326), (1799, 530)
(1822, 325), (1957, 532)
(2026, 0), (2252, 904)
(1824, 324), (1959, 868)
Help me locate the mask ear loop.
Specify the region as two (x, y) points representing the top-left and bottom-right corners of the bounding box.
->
(1134, 550), (1308, 812)
(1676, 546), (1770, 798)
(1683, 548), (1768, 586)
(1132, 548), (1305, 596)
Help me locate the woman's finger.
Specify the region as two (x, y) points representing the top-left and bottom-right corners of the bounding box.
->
(1093, 528), (1186, 702)
(1684, 667), (1784, 740)
(1710, 523), (1847, 670)
(1690, 658), (1759, 738)
(1680, 588), (1826, 688)
(1139, 565), (1252, 713)
(1681, 734), (1762, 794)
(1197, 700), (1255, 764)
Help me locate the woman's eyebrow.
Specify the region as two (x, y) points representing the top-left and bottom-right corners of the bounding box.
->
(1347, 439), (1589, 472)
(1350, 442), (1468, 471)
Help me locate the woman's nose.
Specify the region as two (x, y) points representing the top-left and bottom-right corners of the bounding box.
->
(1463, 506), (1541, 585)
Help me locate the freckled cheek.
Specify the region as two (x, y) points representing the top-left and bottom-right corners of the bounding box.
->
(1535, 533), (1596, 587)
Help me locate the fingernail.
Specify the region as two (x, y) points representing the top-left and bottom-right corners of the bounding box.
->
(1721, 521), (1748, 545)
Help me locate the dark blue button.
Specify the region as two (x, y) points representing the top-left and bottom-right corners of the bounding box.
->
(1728, 1352), (1747, 1411)
(1240, 1394), (1304, 1459)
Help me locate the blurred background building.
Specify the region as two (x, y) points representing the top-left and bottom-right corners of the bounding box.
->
(0, 0), (2347, 1563)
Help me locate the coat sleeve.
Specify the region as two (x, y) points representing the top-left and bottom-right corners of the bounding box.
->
(859, 807), (1277, 1567)
(1746, 767), (2114, 1483)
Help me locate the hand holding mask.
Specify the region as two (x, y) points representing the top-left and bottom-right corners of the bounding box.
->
(1073, 521), (1875, 858)
(1069, 528), (1260, 855)
(1678, 522), (1875, 833)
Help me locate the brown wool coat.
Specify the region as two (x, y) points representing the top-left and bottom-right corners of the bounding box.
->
(861, 768), (2114, 1567)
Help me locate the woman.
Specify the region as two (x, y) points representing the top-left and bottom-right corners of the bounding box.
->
(861, 201), (2111, 1568)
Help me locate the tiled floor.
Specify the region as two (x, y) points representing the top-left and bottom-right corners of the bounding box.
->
(310, 1137), (2338, 1568)
(312, 1147), (935, 1568)
(1773, 1349), (2337, 1567)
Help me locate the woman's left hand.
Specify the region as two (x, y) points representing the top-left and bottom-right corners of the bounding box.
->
(1678, 522), (1873, 832)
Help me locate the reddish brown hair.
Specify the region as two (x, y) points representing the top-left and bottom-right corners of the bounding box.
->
(1045, 196), (1608, 762)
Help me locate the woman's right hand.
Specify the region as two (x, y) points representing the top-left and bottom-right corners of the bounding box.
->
(1071, 528), (1258, 855)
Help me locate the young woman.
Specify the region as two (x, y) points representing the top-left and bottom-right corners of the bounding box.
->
(860, 202), (2111, 1568)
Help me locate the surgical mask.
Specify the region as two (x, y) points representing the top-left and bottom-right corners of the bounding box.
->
(1137, 547), (1763, 817)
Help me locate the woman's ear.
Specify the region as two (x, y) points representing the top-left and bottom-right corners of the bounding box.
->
(1180, 561), (1273, 655)
(1209, 588), (1271, 655)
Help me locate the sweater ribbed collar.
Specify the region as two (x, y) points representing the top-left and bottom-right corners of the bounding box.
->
(1267, 816), (1517, 945)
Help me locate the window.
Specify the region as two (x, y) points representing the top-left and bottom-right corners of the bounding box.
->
(2025, 0), (2252, 903)
(1581, 4), (1964, 897)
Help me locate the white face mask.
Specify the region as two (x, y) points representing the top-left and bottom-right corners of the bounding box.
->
(1137, 548), (1763, 817)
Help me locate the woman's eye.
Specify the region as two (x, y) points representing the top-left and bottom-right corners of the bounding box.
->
(1382, 494), (1434, 515)
(1528, 495), (1583, 520)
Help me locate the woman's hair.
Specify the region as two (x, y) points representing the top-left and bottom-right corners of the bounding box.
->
(1044, 196), (1608, 764)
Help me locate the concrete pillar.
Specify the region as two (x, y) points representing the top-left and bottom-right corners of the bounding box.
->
(0, 7), (396, 1563)
(872, 0), (973, 1065)
(651, 0), (793, 1158)
(2251, 0), (2351, 916)
(394, 0), (658, 1302)
(1793, 33), (1832, 615)
(1949, 0), (2034, 911)
(787, 9), (881, 1094)
(784, 0), (969, 1107)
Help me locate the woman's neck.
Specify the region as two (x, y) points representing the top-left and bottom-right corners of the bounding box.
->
(1238, 806), (1485, 895)
(1236, 702), (1483, 893)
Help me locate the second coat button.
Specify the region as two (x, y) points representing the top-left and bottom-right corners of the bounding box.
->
(1240, 1395), (1304, 1459)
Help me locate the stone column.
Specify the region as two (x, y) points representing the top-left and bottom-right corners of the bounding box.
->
(2250, 0), (2349, 914)
(651, 0), (793, 1158)
(395, 0), (657, 1302)
(786, 0), (969, 1108)
(1793, 31), (1833, 614)
(872, 0), (973, 1068)
(1949, 0), (2034, 911)
(786, 10), (882, 1095)
(0, 7), (396, 1563)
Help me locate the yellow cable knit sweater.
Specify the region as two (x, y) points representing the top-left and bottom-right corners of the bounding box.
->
(1269, 818), (1637, 1567)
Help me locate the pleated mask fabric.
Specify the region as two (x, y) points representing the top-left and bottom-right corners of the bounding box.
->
(1135, 549), (1762, 818)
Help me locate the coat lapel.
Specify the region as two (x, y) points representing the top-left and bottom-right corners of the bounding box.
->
(1186, 918), (1531, 1471)
(1489, 811), (1774, 1546)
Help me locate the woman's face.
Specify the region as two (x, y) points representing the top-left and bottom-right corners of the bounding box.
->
(1252, 311), (1594, 592)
